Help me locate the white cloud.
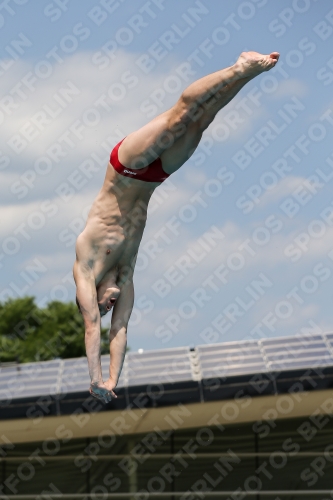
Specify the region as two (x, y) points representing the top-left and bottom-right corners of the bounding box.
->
(271, 78), (308, 99)
(1, 50), (180, 175)
(259, 175), (306, 208)
(0, 192), (92, 239)
(135, 207), (333, 303)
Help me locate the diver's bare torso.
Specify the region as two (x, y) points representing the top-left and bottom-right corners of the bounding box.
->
(74, 161), (158, 300)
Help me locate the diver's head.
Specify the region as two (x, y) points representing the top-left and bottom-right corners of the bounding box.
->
(97, 285), (120, 316)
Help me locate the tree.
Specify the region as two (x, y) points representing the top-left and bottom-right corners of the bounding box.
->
(0, 297), (111, 363)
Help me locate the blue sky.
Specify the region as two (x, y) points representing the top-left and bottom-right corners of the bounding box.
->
(1, 0), (333, 352)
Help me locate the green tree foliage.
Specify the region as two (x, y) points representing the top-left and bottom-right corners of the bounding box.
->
(0, 297), (111, 363)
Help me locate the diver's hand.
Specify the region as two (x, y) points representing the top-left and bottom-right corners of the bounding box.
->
(104, 378), (117, 397)
(89, 381), (116, 404)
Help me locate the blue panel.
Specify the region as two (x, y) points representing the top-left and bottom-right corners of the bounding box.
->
(2, 332), (333, 401)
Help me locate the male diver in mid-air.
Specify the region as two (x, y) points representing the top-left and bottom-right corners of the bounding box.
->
(73, 51), (280, 403)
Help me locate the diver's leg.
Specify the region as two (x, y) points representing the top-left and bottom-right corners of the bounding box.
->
(118, 51), (279, 171)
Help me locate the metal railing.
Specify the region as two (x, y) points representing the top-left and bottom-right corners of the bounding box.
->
(0, 492), (333, 498)
(0, 451), (332, 461)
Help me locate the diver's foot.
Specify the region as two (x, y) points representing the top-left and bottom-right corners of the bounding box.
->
(235, 51), (280, 78)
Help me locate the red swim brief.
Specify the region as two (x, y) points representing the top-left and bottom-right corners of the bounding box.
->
(110, 138), (169, 183)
